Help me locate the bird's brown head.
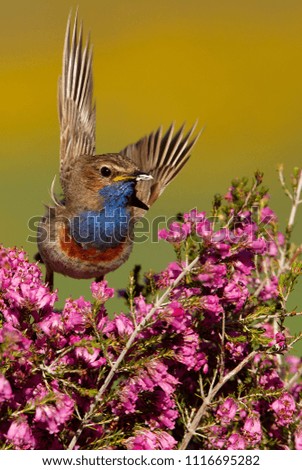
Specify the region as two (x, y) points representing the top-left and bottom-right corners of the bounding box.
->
(64, 153), (152, 212)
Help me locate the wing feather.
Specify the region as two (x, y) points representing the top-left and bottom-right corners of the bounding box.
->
(120, 122), (201, 218)
(59, 12), (96, 193)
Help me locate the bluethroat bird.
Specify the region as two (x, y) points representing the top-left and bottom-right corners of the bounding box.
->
(36, 13), (201, 290)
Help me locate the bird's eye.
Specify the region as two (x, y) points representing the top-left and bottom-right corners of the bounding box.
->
(100, 166), (112, 177)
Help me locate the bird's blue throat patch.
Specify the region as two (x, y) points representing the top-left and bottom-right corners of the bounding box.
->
(70, 180), (135, 250)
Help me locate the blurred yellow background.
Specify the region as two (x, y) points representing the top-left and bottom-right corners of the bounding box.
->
(1, 0), (302, 342)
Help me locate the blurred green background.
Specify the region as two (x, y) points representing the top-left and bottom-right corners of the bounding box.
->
(1, 0), (302, 349)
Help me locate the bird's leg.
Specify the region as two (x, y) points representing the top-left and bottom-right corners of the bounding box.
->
(45, 267), (54, 291)
(34, 252), (44, 263)
(35, 252), (54, 291)
(95, 275), (104, 283)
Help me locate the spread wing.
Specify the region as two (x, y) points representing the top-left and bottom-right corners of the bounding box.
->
(58, 12), (96, 194)
(120, 122), (201, 219)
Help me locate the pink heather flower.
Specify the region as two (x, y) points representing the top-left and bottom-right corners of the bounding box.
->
(271, 392), (296, 426)
(115, 314), (135, 335)
(291, 383), (302, 402)
(200, 295), (223, 314)
(30, 381), (74, 434)
(1, 303), (21, 327)
(181, 222), (191, 237)
(267, 241), (278, 257)
(223, 281), (248, 310)
(195, 219), (212, 238)
(91, 280), (114, 302)
(259, 276), (278, 301)
(239, 408), (247, 420)
(200, 295), (224, 325)
(184, 209), (206, 223)
(18, 284), (56, 310)
(2, 252), (57, 310)
(18, 284), (57, 310)
(225, 341), (248, 361)
(249, 238), (267, 254)
(111, 360), (179, 426)
(156, 261), (184, 288)
(34, 393), (74, 434)
(258, 368), (283, 390)
(6, 416), (36, 449)
(233, 251), (254, 275)
(61, 297), (90, 332)
(112, 380), (138, 414)
(166, 262), (183, 280)
(227, 433), (246, 450)
(0, 375), (13, 402)
(214, 243), (231, 258)
(232, 271), (249, 286)
(148, 390), (179, 429)
(126, 429), (177, 450)
(75, 344), (106, 368)
(155, 430), (177, 449)
(231, 227), (253, 245)
(268, 332), (287, 350)
(277, 232), (285, 246)
(126, 430), (157, 449)
(286, 355), (301, 374)
(217, 398), (238, 424)
(207, 425), (227, 449)
(134, 295), (153, 323)
(238, 209), (255, 222)
(224, 187), (234, 202)
(161, 301), (187, 333)
(173, 327), (207, 371)
(259, 323), (274, 338)
(172, 286), (201, 301)
(104, 312), (134, 336)
(37, 313), (67, 349)
(211, 228), (228, 243)
(198, 263), (227, 289)
(38, 298), (91, 341)
(260, 207), (278, 224)
(145, 361), (179, 395)
(158, 221), (191, 243)
(243, 415), (262, 445)
(158, 228), (169, 240)
(0, 324), (32, 357)
(37, 312), (64, 337)
(295, 428), (302, 450)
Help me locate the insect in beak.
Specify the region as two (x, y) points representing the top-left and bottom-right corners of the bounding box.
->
(135, 172), (153, 181)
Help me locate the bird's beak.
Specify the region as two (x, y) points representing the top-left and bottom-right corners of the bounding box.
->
(113, 172), (153, 182)
(113, 172), (153, 211)
(130, 194), (150, 211)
